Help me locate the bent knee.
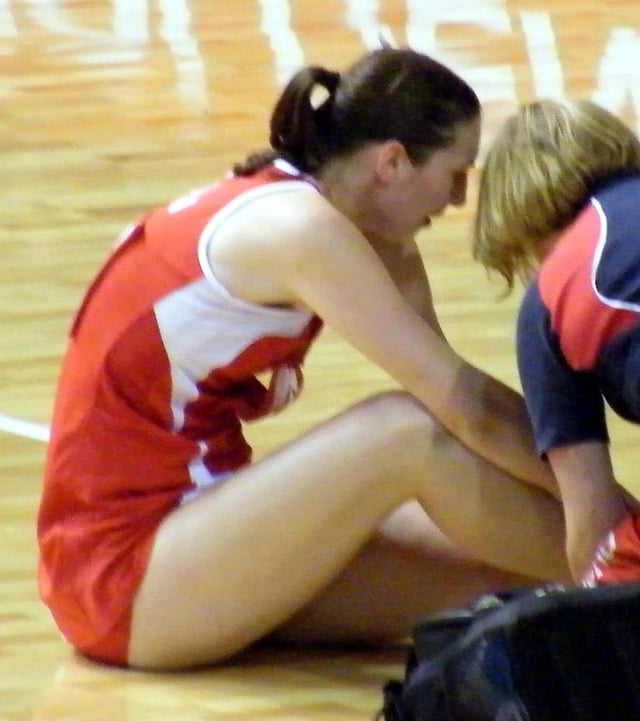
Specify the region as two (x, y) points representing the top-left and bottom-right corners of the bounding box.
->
(363, 390), (441, 443)
(351, 391), (448, 468)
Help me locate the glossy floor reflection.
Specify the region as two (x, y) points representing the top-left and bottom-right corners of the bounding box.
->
(3, 0), (640, 719)
(29, 646), (405, 721)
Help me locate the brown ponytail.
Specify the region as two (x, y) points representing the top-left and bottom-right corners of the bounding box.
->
(234, 48), (479, 177)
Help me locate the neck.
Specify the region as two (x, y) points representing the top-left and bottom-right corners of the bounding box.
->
(316, 152), (387, 237)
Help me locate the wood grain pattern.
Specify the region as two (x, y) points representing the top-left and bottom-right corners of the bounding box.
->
(2, 1), (640, 718)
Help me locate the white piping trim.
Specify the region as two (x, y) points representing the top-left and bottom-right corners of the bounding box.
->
(591, 197), (640, 312)
(197, 180), (318, 290)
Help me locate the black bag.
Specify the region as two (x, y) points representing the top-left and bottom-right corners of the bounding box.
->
(379, 582), (640, 721)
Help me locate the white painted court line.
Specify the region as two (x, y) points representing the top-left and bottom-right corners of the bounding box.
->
(0, 413), (50, 442)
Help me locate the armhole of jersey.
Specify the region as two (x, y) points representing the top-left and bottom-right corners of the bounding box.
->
(196, 180), (318, 299)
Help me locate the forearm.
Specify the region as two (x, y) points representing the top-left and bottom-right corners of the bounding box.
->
(450, 362), (558, 495)
(548, 442), (628, 581)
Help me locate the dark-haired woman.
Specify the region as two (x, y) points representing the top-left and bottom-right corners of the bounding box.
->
(39, 48), (569, 670)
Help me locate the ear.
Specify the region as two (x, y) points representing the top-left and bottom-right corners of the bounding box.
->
(374, 140), (411, 184)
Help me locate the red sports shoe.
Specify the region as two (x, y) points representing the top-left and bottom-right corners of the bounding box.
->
(582, 512), (640, 587)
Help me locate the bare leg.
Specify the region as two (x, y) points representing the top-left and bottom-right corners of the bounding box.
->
(270, 501), (539, 645)
(128, 392), (569, 669)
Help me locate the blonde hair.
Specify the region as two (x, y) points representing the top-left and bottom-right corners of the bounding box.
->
(473, 99), (640, 291)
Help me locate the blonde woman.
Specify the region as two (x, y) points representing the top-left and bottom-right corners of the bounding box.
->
(474, 99), (640, 587)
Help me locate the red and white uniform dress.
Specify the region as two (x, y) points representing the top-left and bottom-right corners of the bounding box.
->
(38, 161), (324, 665)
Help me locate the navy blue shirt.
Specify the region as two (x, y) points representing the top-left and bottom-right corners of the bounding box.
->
(517, 175), (640, 454)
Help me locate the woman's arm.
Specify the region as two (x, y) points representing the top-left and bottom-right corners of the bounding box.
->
(209, 190), (553, 488)
(370, 236), (447, 337)
(376, 235), (559, 492)
(290, 199), (556, 487)
(547, 441), (627, 580)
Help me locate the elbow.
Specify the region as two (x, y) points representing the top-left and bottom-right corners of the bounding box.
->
(441, 368), (498, 450)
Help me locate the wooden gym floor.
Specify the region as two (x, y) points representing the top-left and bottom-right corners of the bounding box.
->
(2, 1), (640, 718)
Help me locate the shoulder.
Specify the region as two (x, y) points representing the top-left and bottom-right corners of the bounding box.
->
(203, 181), (363, 307)
(593, 174), (640, 215)
(537, 203), (601, 307)
(218, 179), (344, 238)
(221, 181), (367, 267)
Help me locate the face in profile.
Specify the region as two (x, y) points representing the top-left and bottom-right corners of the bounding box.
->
(383, 117), (480, 239)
